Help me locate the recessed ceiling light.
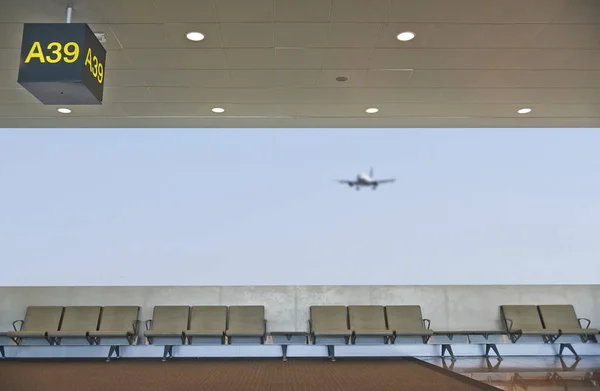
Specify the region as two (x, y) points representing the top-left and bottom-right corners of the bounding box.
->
(397, 31), (415, 41)
(517, 108), (532, 114)
(366, 108), (379, 114)
(57, 108), (71, 114)
(212, 107), (225, 113)
(186, 32), (205, 42)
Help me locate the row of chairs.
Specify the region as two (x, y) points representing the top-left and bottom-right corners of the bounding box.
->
(1, 303), (598, 361)
(312, 305), (598, 343)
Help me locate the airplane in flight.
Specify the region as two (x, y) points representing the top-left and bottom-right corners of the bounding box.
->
(336, 168), (395, 190)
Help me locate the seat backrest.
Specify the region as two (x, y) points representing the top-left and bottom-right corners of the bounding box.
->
(228, 306), (265, 332)
(60, 306), (101, 331)
(501, 305), (543, 331)
(22, 306), (64, 332)
(189, 306), (227, 331)
(348, 305), (386, 331)
(310, 306), (348, 333)
(538, 305), (580, 330)
(151, 306), (189, 332)
(98, 306), (140, 333)
(385, 306), (426, 331)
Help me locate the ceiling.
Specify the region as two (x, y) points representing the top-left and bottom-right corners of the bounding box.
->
(1, 0), (599, 128)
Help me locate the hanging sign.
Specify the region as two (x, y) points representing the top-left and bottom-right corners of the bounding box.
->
(17, 23), (106, 105)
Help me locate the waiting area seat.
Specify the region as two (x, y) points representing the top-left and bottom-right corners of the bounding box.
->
(501, 305), (559, 343)
(310, 306), (352, 361)
(145, 306), (189, 361)
(226, 306), (266, 344)
(187, 306), (227, 345)
(88, 306), (140, 361)
(385, 305), (433, 343)
(538, 305), (598, 340)
(537, 304), (598, 360)
(7, 306), (64, 346)
(47, 306), (101, 345)
(348, 305), (392, 344)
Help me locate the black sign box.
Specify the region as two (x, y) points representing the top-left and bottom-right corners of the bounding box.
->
(17, 23), (107, 105)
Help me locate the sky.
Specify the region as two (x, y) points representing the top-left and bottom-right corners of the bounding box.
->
(1, 128), (599, 286)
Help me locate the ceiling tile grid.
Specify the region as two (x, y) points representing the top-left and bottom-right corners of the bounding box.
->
(0, 0), (599, 127)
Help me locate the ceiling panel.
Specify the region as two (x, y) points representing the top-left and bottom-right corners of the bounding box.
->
(274, 23), (328, 47)
(0, 70), (19, 89)
(0, 88), (39, 104)
(110, 24), (172, 49)
(424, 24), (546, 49)
(97, 0), (162, 23)
(0, 0), (599, 128)
(552, 0), (600, 23)
(127, 49), (228, 69)
(153, 0), (218, 23)
(0, 50), (20, 70)
(364, 69), (413, 87)
(104, 50), (135, 70)
(103, 87), (156, 103)
(0, 23), (24, 49)
(274, 70), (320, 86)
(214, 0), (274, 22)
(330, 0), (391, 22)
(103, 70), (149, 87)
(274, 48), (324, 69)
(229, 70), (275, 87)
(225, 48), (276, 69)
(326, 23), (384, 47)
(321, 48), (375, 69)
(220, 23), (274, 47)
(137, 70), (231, 87)
(274, 0), (333, 22)
(407, 70), (600, 88)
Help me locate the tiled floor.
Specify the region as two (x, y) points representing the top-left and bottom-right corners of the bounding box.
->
(423, 356), (600, 390)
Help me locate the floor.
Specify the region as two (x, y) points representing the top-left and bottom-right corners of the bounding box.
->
(424, 356), (600, 390)
(0, 356), (599, 390)
(0, 358), (496, 391)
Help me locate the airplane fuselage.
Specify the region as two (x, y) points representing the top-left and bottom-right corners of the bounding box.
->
(356, 173), (373, 185)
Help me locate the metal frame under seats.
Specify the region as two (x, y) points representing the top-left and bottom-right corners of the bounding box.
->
(309, 306), (352, 361)
(0, 332), (9, 358)
(348, 305), (392, 344)
(271, 332), (309, 361)
(47, 306), (101, 346)
(187, 306), (227, 345)
(145, 306), (189, 361)
(500, 305), (559, 343)
(88, 306), (140, 362)
(538, 304), (599, 359)
(7, 306), (64, 346)
(385, 305), (433, 344)
(226, 306), (266, 345)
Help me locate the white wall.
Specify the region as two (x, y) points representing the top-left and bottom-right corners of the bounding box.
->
(1, 285), (598, 334)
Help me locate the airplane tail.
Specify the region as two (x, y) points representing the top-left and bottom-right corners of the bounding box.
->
(369, 167), (374, 178)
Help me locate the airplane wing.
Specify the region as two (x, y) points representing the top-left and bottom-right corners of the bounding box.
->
(336, 179), (356, 185)
(373, 178), (395, 184)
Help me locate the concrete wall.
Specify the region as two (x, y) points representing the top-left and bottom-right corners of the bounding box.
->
(1, 285), (599, 333)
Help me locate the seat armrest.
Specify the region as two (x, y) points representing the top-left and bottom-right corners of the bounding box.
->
(12, 320), (23, 332)
(578, 318), (591, 329)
